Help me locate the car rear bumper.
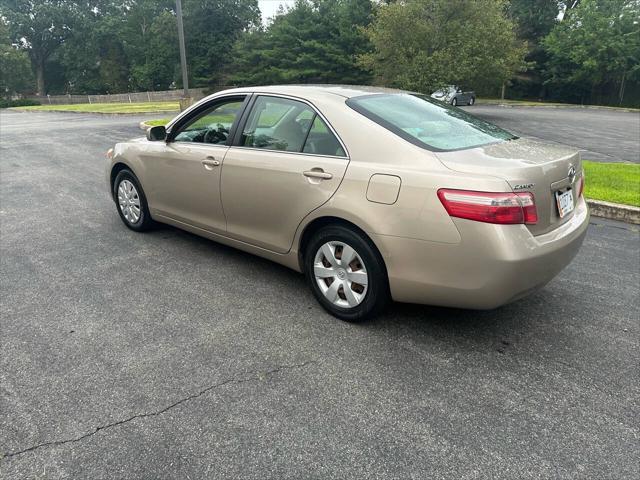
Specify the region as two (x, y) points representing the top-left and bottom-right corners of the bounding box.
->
(373, 196), (590, 309)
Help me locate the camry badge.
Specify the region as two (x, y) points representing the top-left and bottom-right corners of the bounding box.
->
(514, 183), (535, 190)
(568, 165), (576, 183)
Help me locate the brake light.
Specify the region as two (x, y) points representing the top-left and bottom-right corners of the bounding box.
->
(518, 192), (538, 224)
(578, 172), (585, 197)
(437, 189), (538, 225)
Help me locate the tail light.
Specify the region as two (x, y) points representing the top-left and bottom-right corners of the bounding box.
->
(578, 171), (585, 197)
(437, 189), (538, 225)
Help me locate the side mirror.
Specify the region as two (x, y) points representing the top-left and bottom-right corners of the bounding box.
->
(146, 125), (167, 141)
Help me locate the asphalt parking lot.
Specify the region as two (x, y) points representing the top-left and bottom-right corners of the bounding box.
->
(1, 110), (639, 479)
(463, 104), (640, 163)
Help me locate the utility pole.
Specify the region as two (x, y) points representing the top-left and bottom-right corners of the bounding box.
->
(176, 0), (190, 104)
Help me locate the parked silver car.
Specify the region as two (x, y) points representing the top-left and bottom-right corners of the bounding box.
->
(431, 85), (476, 106)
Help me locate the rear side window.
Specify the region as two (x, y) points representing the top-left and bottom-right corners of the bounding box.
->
(303, 116), (346, 157)
(346, 93), (515, 151)
(241, 95), (346, 157)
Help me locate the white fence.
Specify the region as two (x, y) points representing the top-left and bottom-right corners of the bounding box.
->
(25, 87), (234, 105)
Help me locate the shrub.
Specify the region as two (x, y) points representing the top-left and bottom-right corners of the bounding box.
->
(0, 98), (41, 108)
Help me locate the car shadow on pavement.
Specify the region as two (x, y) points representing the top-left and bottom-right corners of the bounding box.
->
(145, 221), (567, 358)
(375, 300), (541, 353)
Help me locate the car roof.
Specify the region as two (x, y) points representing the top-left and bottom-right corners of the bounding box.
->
(212, 84), (413, 100)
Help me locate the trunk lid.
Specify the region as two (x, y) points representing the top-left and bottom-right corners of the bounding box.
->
(435, 138), (583, 235)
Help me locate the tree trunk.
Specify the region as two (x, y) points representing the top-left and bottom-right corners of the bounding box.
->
(501, 82), (506, 100)
(35, 59), (45, 96)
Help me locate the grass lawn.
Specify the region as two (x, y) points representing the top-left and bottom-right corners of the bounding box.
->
(145, 118), (172, 126)
(11, 102), (180, 114)
(583, 161), (640, 207)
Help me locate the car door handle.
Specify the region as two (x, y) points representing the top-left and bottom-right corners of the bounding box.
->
(202, 158), (220, 170)
(303, 169), (333, 180)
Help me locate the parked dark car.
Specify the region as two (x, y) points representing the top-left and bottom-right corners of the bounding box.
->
(431, 85), (476, 106)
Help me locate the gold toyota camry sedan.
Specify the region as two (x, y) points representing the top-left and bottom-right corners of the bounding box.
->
(106, 85), (589, 321)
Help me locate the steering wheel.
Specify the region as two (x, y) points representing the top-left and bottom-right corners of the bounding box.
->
(204, 126), (228, 144)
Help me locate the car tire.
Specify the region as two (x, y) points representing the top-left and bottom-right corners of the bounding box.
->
(113, 169), (153, 232)
(451, 97), (457, 106)
(468, 96), (475, 106)
(304, 225), (389, 322)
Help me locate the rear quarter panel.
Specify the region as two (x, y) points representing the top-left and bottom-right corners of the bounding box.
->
(293, 94), (513, 250)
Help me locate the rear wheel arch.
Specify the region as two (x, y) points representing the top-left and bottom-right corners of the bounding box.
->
(300, 217), (390, 321)
(298, 216), (387, 276)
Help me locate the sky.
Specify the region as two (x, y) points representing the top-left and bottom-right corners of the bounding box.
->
(258, 0), (295, 24)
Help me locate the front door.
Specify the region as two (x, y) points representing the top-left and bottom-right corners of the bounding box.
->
(221, 95), (349, 253)
(144, 96), (247, 233)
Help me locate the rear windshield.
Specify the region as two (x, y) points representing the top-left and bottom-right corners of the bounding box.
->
(346, 93), (516, 151)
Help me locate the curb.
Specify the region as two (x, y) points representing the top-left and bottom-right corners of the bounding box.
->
(587, 199), (640, 224)
(477, 103), (639, 113)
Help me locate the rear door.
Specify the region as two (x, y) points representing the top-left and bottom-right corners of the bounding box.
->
(221, 94), (349, 253)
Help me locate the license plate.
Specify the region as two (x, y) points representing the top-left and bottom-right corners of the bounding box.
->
(555, 189), (574, 218)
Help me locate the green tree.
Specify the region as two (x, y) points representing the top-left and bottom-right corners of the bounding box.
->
(116, 0), (179, 91)
(0, 0), (85, 95)
(0, 21), (34, 97)
(360, 0), (527, 94)
(508, 0), (560, 98)
(57, 1), (179, 93)
(229, 0), (373, 85)
(128, 10), (180, 91)
(544, 0), (640, 104)
(183, 0), (261, 86)
(57, 2), (129, 93)
(509, 0), (559, 42)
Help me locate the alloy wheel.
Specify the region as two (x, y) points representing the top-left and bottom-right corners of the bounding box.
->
(313, 241), (368, 308)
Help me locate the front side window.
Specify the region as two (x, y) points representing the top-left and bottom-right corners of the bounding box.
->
(241, 96), (346, 156)
(173, 99), (244, 144)
(347, 93), (516, 151)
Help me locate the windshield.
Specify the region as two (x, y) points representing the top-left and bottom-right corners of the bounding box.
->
(346, 93), (516, 151)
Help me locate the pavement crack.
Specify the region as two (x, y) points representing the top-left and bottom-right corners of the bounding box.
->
(2, 361), (316, 460)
